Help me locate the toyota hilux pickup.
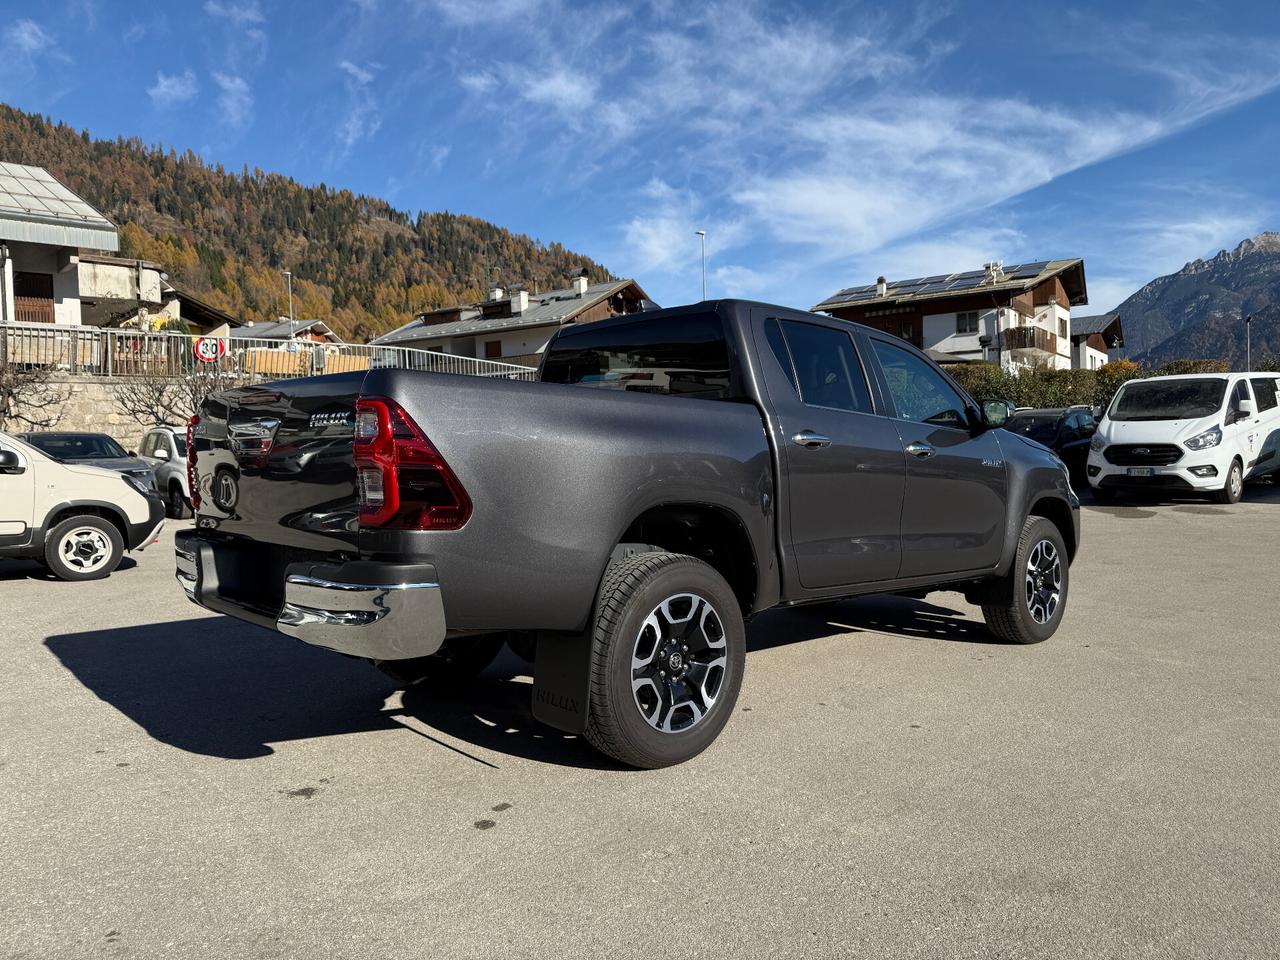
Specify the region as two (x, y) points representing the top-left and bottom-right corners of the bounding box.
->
(176, 300), (1080, 768)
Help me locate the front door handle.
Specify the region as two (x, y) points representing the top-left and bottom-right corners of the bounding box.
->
(905, 441), (936, 459)
(792, 431), (831, 449)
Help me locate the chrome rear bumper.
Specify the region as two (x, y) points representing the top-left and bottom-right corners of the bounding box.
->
(174, 531), (447, 660)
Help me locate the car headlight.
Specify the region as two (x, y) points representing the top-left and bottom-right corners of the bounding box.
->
(1184, 426), (1222, 451)
(122, 473), (152, 496)
(1089, 433), (1106, 452)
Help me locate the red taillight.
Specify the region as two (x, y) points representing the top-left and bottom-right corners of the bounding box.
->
(353, 396), (471, 530)
(186, 414), (201, 510)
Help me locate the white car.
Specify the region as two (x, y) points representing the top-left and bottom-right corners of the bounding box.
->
(0, 431), (165, 580)
(1087, 373), (1280, 503)
(138, 424), (193, 519)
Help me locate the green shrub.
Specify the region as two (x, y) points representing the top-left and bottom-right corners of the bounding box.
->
(1155, 358), (1229, 375)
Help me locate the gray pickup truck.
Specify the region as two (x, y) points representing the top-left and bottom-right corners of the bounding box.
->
(175, 300), (1079, 767)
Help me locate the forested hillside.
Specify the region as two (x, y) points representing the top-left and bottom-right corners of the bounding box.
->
(0, 104), (612, 340)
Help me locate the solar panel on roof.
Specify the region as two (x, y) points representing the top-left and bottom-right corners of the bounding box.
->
(0, 163), (111, 225)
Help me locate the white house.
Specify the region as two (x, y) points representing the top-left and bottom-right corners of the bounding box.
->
(1069, 313), (1124, 370)
(0, 162), (118, 326)
(813, 259), (1089, 373)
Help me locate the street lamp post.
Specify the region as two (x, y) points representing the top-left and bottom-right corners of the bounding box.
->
(1246, 313), (1252, 370)
(695, 230), (707, 301)
(283, 270), (294, 335)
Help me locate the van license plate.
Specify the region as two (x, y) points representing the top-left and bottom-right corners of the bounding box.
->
(1126, 467), (1154, 477)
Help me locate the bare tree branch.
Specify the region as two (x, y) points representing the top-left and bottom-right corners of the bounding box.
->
(0, 358), (72, 431)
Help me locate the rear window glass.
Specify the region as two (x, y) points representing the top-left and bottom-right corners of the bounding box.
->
(1006, 414), (1061, 442)
(541, 314), (732, 399)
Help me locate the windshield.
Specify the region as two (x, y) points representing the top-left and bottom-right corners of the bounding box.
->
(23, 433), (129, 460)
(1109, 378), (1227, 422)
(1005, 414), (1060, 443)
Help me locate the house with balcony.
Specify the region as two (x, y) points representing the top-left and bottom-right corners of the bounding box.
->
(812, 259), (1089, 372)
(1069, 312), (1123, 370)
(0, 162), (119, 326)
(372, 275), (653, 366)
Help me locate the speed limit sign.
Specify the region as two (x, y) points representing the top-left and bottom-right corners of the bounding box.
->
(193, 337), (226, 363)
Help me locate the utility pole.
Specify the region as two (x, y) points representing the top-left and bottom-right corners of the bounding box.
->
(1246, 313), (1252, 370)
(695, 230), (707, 301)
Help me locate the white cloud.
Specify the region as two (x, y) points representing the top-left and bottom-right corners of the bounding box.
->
(204, 0), (264, 25)
(213, 72), (253, 128)
(147, 69), (199, 108)
(339, 60), (377, 85)
(6, 19), (52, 55)
(459, 72), (497, 95)
(428, 0), (541, 25)
(122, 23), (146, 43)
(517, 68), (596, 115)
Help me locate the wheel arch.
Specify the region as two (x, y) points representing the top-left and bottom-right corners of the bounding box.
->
(1027, 495), (1076, 561)
(613, 501), (759, 618)
(44, 500), (129, 545)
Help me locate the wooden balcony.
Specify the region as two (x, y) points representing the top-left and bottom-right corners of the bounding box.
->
(1001, 325), (1059, 355)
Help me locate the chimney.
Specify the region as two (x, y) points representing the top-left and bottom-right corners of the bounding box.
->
(876, 275), (887, 297)
(510, 290), (529, 314)
(572, 276), (589, 297)
(489, 286), (505, 302)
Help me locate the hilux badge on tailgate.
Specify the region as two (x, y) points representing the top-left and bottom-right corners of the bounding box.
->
(309, 411), (352, 429)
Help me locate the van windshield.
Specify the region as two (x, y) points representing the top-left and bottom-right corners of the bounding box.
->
(1109, 378), (1226, 422)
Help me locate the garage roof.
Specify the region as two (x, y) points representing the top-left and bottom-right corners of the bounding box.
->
(0, 162), (118, 251)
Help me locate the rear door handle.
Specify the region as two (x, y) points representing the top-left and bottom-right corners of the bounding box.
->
(905, 442), (936, 459)
(791, 431), (831, 449)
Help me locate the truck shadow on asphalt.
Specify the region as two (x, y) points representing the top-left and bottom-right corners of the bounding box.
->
(45, 595), (996, 767)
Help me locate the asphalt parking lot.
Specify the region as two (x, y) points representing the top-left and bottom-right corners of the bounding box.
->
(3, 487), (1279, 959)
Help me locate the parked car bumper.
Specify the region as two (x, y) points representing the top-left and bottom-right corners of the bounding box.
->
(1086, 450), (1223, 491)
(126, 494), (167, 550)
(174, 530), (446, 660)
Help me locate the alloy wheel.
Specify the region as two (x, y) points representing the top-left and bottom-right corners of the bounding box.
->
(60, 526), (112, 573)
(1024, 539), (1062, 626)
(631, 593), (727, 734)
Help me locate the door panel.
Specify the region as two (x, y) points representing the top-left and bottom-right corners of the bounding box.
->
(869, 337), (1007, 577)
(0, 441), (35, 538)
(752, 313), (905, 589)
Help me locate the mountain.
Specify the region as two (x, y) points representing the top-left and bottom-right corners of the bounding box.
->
(0, 104), (612, 341)
(1119, 232), (1280, 368)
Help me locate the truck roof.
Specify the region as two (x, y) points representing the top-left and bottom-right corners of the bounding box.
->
(552, 298), (871, 340)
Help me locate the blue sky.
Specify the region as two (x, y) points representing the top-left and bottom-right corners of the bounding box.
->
(2, 0), (1279, 312)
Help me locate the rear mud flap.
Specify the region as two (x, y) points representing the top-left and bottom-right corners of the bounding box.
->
(532, 631), (594, 734)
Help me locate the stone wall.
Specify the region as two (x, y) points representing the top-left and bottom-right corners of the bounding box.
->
(19, 375), (153, 450)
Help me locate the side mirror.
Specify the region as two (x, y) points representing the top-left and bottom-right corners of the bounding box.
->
(981, 398), (1014, 428)
(154, 447), (171, 461)
(1238, 398), (1257, 419)
(0, 450), (24, 475)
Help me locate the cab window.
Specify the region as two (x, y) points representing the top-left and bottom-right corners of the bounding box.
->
(872, 341), (970, 429)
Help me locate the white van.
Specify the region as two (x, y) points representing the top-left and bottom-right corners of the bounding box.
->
(1087, 373), (1280, 503)
(0, 431), (165, 580)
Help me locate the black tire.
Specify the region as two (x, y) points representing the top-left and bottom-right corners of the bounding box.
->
(583, 552), (745, 769)
(166, 481), (192, 520)
(981, 516), (1069, 645)
(1215, 458), (1244, 504)
(43, 515), (124, 581)
(372, 634), (506, 687)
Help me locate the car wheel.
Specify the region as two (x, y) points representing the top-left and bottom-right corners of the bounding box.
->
(371, 634), (507, 687)
(583, 552), (745, 769)
(981, 516), (1069, 645)
(166, 482), (192, 519)
(1215, 458), (1244, 504)
(43, 516), (124, 581)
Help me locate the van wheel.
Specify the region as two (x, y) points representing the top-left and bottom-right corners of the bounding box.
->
(44, 516), (124, 581)
(583, 552), (745, 769)
(981, 516), (1069, 645)
(372, 634), (507, 687)
(1215, 458), (1244, 504)
(166, 482), (191, 519)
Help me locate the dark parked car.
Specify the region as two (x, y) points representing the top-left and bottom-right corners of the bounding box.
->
(1003, 407), (1096, 486)
(19, 432), (157, 491)
(176, 300), (1080, 768)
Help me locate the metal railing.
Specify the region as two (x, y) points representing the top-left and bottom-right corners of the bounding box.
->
(0, 322), (537, 382)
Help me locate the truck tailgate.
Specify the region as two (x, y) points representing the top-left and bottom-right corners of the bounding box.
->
(192, 371), (365, 559)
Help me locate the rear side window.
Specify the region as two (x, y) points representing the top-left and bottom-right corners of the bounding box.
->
(541, 314), (732, 399)
(773, 320), (873, 413)
(1251, 377), (1278, 412)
